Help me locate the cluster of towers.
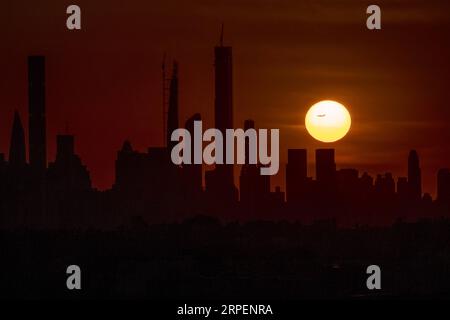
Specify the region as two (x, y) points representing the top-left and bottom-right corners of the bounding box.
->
(6, 57), (89, 184)
(283, 148), (432, 224)
(7, 57), (47, 174)
(112, 34), (445, 225)
(286, 149), (423, 204)
(0, 56), (91, 228)
(114, 35), (246, 220)
(2, 39), (450, 229)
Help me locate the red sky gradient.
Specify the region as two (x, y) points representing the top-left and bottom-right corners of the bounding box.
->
(2, 0), (450, 196)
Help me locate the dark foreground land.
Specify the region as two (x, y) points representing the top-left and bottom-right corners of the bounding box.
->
(1, 216), (450, 299)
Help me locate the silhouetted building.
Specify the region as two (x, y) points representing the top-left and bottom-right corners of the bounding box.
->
(375, 173), (395, 197)
(422, 193), (432, 206)
(270, 186), (285, 206)
(28, 56), (47, 172)
(286, 149), (307, 203)
(0, 154), (5, 169)
(184, 113), (203, 201)
(114, 140), (183, 223)
(56, 135), (74, 160)
(0, 153), (6, 188)
(46, 135), (92, 228)
(360, 172), (373, 191)
(148, 146), (184, 220)
(243, 119), (255, 161)
(47, 135), (91, 191)
(206, 32), (238, 206)
(437, 168), (450, 205)
(214, 33), (233, 158)
(358, 172), (374, 204)
(315, 149), (336, 185)
(9, 111), (26, 167)
(114, 141), (151, 193)
(0, 153), (5, 186)
(337, 169), (359, 196)
(239, 120), (270, 214)
(408, 150), (422, 200)
(167, 62), (179, 152)
(0, 153), (6, 226)
(240, 119), (257, 203)
(397, 177), (409, 201)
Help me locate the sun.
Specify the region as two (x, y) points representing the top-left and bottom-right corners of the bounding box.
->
(305, 100), (351, 143)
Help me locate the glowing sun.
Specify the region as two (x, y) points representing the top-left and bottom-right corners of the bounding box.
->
(305, 100), (351, 143)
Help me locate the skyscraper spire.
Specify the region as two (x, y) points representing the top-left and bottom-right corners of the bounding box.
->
(28, 56), (47, 172)
(166, 61), (179, 151)
(9, 110), (26, 166)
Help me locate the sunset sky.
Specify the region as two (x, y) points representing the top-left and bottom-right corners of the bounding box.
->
(1, 0), (450, 195)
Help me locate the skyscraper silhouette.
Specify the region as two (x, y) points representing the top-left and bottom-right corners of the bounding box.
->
(46, 135), (92, 228)
(375, 173), (395, 196)
(184, 113), (203, 198)
(239, 120), (270, 213)
(206, 29), (238, 206)
(360, 172), (374, 194)
(47, 135), (91, 192)
(56, 135), (75, 161)
(167, 62), (179, 152)
(243, 119), (255, 162)
(28, 56), (47, 172)
(437, 168), (450, 205)
(214, 29), (234, 188)
(408, 150), (422, 200)
(397, 177), (409, 201)
(286, 149), (307, 203)
(315, 149), (336, 185)
(8, 111), (26, 167)
(336, 168), (359, 195)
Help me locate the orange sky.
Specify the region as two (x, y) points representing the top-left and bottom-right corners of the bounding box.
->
(1, 0), (450, 196)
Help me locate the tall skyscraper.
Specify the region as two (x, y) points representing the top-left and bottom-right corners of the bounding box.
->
(408, 150), (422, 200)
(286, 149), (307, 203)
(28, 56), (47, 172)
(205, 29), (238, 206)
(214, 30), (234, 188)
(9, 111), (26, 167)
(315, 149), (336, 184)
(167, 61), (179, 152)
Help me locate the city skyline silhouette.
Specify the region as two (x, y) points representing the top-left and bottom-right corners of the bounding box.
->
(3, 1), (450, 195)
(1, 42), (450, 229)
(3, 1), (450, 301)
(2, 41), (450, 198)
